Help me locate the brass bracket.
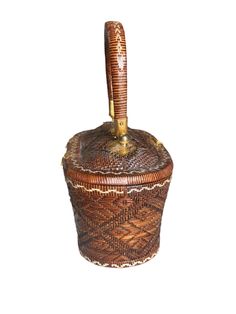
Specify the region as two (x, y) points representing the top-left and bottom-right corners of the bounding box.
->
(107, 136), (136, 156)
(114, 117), (128, 138)
(107, 113), (132, 156)
(109, 100), (114, 120)
(149, 135), (163, 149)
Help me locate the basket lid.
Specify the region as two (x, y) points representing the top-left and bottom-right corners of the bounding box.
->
(63, 22), (173, 185)
(63, 122), (173, 185)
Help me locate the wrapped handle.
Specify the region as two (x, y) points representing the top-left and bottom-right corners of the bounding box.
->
(105, 21), (128, 138)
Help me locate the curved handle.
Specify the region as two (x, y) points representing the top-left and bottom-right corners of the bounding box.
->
(105, 21), (128, 138)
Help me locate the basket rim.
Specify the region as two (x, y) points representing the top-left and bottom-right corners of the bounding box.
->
(63, 160), (173, 186)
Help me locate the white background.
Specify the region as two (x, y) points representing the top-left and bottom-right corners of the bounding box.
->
(0, 0), (236, 313)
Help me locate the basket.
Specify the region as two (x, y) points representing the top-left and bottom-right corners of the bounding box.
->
(62, 21), (173, 267)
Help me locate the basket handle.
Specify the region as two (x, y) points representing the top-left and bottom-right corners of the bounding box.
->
(105, 21), (128, 138)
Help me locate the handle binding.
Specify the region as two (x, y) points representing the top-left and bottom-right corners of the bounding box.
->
(105, 21), (128, 138)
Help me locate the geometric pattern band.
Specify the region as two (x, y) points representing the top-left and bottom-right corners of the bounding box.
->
(67, 177), (171, 267)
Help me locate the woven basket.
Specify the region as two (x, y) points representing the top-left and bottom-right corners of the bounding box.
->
(62, 21), (173, 267)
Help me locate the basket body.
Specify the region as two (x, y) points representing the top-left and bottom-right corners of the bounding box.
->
(65, 176), (171, 267)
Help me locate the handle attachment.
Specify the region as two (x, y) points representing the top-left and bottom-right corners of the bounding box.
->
(105, 21), (128, 138)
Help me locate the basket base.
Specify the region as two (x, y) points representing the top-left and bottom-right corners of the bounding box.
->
(79, 248), (159, 268)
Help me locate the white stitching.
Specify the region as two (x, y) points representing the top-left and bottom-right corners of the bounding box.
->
(127, 179), (171, 194)
(81, 252), (157, 268)
(66, 179), (124, 194)
(66, 178), (171, 194)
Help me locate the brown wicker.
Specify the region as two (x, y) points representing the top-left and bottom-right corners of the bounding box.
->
(62, 21), (173, 267)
